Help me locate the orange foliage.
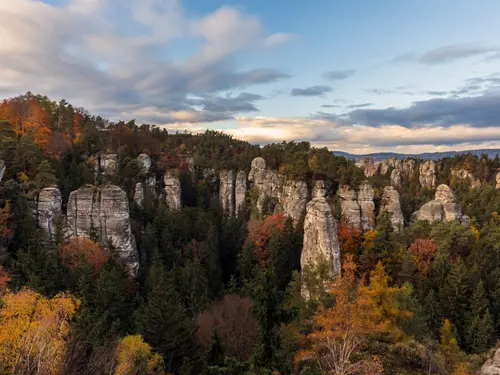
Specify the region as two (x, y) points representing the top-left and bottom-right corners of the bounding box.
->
(0, 267), (10, 295)
(362, 230), (377, 252)
(60, 237), (110, 275)
(45, 131), (72, 160)
(0, 288), (80, 374)
(247, 213), (285, 267)
(337, 222), (363, 257)
(409, 238), (438, 274)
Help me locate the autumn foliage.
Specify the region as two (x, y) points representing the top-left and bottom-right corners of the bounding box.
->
(0, 267), (10, 295)
(409, 238), (438, 274)
(337, 222), (363, 257)
(60, 237), (110, 275)
(0, 288), (80, 375)
(114, 335), (165, 375)
(247, 213), (285, 267)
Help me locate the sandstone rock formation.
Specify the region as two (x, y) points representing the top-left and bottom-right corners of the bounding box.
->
(99, 153), (118, 176)
(451, 168), (481, 189)
(134, 182), (145, 207)
(164, 171), (181, 211)
(419, 160), (437, 189)
(390, 169), (402, 187)
(497, 172), (500, 189)
(235, 171), (247, 216)
(281, 180), (309, 225)
(67, 185), (139, 274)
(312, 180), (327, 198)
(413, 184), (468, 225)
(380, 186), (404, 231)
(301, 197), (341, 279)
(481, 348), (500, 374)
(134, 154), (156, 207)
(0, 160), (4, 182)
(219, 170), (235, 215)
(137, 153), (152, 173)
(337, 185), (361, 229)
(358, 181), (375, 231)
(37, 187), (62, 237)
(248, 157), (282, 216)
(359, 158), (376, 177)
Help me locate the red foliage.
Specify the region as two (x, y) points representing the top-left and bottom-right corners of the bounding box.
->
(60, 238), (110, 276)
(247, 213), (285, 267)
(0, 267), (10, 295)
(337, 222), (363, 257)
(409, 238), (438, 274)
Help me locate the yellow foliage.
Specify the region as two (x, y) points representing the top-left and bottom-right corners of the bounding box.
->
(362, 230), (377, 252)
(114, 335), (165, 375)
(0, 288), (80, 375)
(450, 363), (474, 375)
(470, 225), (480, 241)
(440, 319), (459, 354)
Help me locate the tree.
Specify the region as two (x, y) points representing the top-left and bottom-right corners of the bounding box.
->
(60, 237), (110, 276)
(114, 335), (165, 375)
(409, 238), (438, 275)
(465, 280), (494, 353)
(34, 160), (57, 190)
(0, 288), (80, 375)
(247, 213), (285, 268)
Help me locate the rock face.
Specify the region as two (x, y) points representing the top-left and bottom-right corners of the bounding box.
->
(312, 180), (327, 198)
(301, 197), (341, 279)
(451, 168), (481, 189)
(137, 153), (152, 173)
(0, 160), (4, 182)
(37, 187), (62, 237)
(481, 348), (500, 375)
(390, 169), (402, 187)
(99, 153), (118, 176)
(380, 186), (404, 231)
(219, 170), (235, 215)
(67, 185), (139, 274)
(357, 182), (375, 231)
(248, 157), (281, 216)
(413, 184), (468, 225)
(134, 154), (156, 207)
(281, 180), (309, 225)
(235, 171), (247, 216)
(164, 171), (181, 210)
(359, 158), (376, 177)
(134, 182), (145, 207)
(497, 172), (500, 189)
(419, 160), (437, 189)
(337, 185), (361, 229)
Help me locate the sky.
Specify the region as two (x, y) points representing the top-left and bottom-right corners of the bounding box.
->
(2, 0), (500, 154)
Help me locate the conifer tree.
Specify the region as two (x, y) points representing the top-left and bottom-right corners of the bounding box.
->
(34, 160), (57, 190)
(424, 288), (441, 338)
(466, 280), (495, 353)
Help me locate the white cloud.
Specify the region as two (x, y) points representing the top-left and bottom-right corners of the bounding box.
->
(264, 33), (295, 47)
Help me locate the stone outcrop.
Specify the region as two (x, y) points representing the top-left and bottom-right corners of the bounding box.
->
(235, 171), (247, 216)
(281, 180), (309, 225)
(337, 185), (361, 229)
(390, 168), (402, 187)
(481, 348), (500, 374)
(164, 171), (181, 211)
(451, 168), (481, 189)
(497, 172), (500, 189)
(301, 196), (341, 279)
(134, 154), (156, 207)
(359, 158), (376, 177)
(248, 157), (282, 216)
(134, 183), (145, 207)
(312, 180), (327, 198)
(67, 185), (139, 274)
(219, 170), (235, 215)
(0, 160), (4, 182)
(37, 187), (62, 237)
(358, 181), (375, 231)
(413, 184), (469, 225)
(380, 186), (404, 231)
(137, 153), (152, 173)
(419, 160), (437, 189)
(99, 153), (118, 176)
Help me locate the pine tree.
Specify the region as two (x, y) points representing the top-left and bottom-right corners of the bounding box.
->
(34, 160), (57, 190)
(424, 289), (441, 338)
(135, 261), (195, 372)
(466, 280), (495, 353)
(397, 250), (417, 286)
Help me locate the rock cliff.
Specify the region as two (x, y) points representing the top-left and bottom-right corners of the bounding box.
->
(219, 170), (235, 215)
(451, 168), (481, 189)
(37, 187), (62, 237)
(67, 185), (139, 274)
(380, 186), (404, 231)
(248, 157), (282, 216)
(481, 348), (500, 375)
(235, 171), (247, 216)
(358, 181), (375, 231)
(419, 160), (437, 189)
(164, 171), (181, 211)
(0, 160), (4, 182)
(137, 153), (152, 173)
(359, 158), (377, 177)
(301, 195), (341, 279)
(497, 172), (500, 189)
(413, 184), (468, 225)
(281, 180), (309, 225)
(134, 154), (156, 207)
(337, 185), (361, 229)
(390, 169), (402, 187)
(99, 153), (118, 176)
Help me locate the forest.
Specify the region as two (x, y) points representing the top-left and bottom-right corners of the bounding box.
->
(2, 93), (500, 375)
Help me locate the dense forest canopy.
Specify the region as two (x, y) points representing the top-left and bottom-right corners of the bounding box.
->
(2, 93), (500, 375)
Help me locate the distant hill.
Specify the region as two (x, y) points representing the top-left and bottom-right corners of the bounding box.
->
(332, 149), (500, 162)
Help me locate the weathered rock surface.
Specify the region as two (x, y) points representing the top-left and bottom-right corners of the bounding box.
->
(390, 169), (402, 187)
(337, 185), (361, 228)
(67, 185), (139, 274)
(359, 158), (376, 177)
(134, 182), (144, 207)
(496, 172), (500, 189)
(380, 186), (404, 231)
(312, 180), (327, 198)
(301, 197), (341, 278)
(235, 171), (247, 216)
(0, 160), (5, 182)
(248, 157), (282, 215)
(37, 187), (62, 237)
(419, 160), (437, 189)
(413, 184), (468, 225)
(164, 171), (181, 210)
(451, 168), (481, 189)
(99, 153), (118, 176)
(481, 348), (500, 375)
(358, 181), (375, 231)
(137, 153), (152, 173)
(219, 170), (235, 215)
(281, 180), (309, 225)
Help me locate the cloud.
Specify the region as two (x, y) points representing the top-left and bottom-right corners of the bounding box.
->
(0, 0), (290, 124)
(323, 69), (355, 80)
(346, 103), (373, 109)
(321, 104), (341, 108)
(291, 85), (333, 97)
(264, 33), (295, 47)
(421, 44), (495, 64)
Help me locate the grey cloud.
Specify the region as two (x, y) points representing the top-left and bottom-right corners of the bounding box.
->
(321, 104), (341, 108)
(346, 103), (373, 109)
(187, 92), (264, 113)
(291, 85), (333, 97)
(342, 92), (500, 128)
(427, 91), (448, 96)
(323, 69), (355, 80)
(421, 44), (495, 64)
